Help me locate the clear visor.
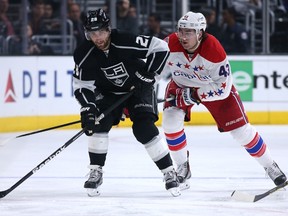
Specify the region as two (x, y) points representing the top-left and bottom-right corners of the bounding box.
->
(177, 28), (197, 39)
(87, 29), (110, 38)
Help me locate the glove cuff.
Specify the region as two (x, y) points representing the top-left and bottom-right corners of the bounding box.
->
(191, 88), (201, 104)
(182, 88), (201, 105)
(80, 103), (97, 114)
(135, 71), (154, 84)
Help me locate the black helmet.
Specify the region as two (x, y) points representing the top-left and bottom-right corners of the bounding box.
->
(84, 9), (110, 32)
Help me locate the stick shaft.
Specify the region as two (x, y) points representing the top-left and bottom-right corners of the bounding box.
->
(254, 181), (288, 202)
(7, 89), (137, 141)
(0, 90), (135, 198)
(14, 89), (137, 139)
(157, 97), (174, 103)
(231, 181), (288, 202)
(0, 129), (84, 198)
(16, 120), (81, 138)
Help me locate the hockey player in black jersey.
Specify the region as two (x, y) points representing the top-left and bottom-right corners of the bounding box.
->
(72, 9), (180, 197)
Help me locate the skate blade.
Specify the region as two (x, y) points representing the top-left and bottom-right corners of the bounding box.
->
(179, 180), (190, 191)
(86, 188), (101, 197)
(168, 187), (181, 197)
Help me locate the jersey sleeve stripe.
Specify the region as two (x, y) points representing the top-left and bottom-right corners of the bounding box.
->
(79, 46), (95, 67)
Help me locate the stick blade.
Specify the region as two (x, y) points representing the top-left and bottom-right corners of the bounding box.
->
(0, 190), (9, 199)
(231, 190), (256, 202)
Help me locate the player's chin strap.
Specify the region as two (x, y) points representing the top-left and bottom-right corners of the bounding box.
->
(179, 30), (203, 53)
(187, 35), (202, 53)
(0, 87), (135, 199)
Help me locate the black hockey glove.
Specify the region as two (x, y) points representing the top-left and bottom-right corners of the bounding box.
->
(80, 104), (99, 136)
(134, 71), (155, 97)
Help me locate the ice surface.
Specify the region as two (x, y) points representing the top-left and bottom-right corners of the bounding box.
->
(0, 126), (287, 216)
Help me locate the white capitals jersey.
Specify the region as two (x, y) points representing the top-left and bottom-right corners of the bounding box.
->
(163, 33), (233, 102)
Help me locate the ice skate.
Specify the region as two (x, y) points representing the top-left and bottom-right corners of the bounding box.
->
(163, 169), (181, 197)
(84, 165), (103, 197)
(176, 151), (191, 190)
(265, 161), (287, 186)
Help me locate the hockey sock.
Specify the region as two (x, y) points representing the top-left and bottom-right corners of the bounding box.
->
(165, 129), (188, 165)
(88, 133), (109, 166)
(244, 132), (273, 167)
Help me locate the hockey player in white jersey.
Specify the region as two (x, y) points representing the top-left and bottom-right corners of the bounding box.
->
(162, 11), (287, 190)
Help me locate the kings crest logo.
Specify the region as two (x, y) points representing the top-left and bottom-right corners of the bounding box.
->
(101, 62), (129, 87)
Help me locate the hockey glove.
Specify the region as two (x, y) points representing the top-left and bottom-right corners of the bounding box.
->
(134, 71), (155, 97)
(173, 88), (200, 107)
(80, 104), (98, 136)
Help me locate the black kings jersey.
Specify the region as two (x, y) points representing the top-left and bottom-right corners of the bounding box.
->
(73, 29), (169, 99)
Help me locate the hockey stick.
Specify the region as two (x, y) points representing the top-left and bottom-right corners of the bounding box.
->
(14, 120), (81, 138)
(0, 88), (142, 146)
(0, 89), (135, 198)
(231, 181), (288, 202)
(0, 90), (168, 146)
(0, 129), (84, 198)
(0, 121), (78, 147)
(157, 97), (174, 103)
(0, 120), (81, 147)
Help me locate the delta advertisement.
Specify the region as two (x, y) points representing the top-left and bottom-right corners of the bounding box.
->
(0, 56), (288, 132)
(1, 56), (77, 117)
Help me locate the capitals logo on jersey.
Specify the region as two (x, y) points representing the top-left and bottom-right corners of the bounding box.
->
(101, 62), (129, 87)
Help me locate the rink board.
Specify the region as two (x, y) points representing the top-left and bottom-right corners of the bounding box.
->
(1, 56), (288, 132)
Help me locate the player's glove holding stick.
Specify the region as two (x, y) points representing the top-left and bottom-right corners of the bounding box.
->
(133, 71), (155, 97)
(171, 87), (201, 107)
(80, 104), (99, 136)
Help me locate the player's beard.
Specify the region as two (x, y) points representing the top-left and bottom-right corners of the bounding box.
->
(94, 37), (111, 51)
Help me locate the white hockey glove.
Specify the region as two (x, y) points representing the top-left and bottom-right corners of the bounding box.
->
(174, 88), (200, 107)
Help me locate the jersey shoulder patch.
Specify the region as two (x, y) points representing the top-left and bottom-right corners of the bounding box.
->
(198, 34), (226, 63)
